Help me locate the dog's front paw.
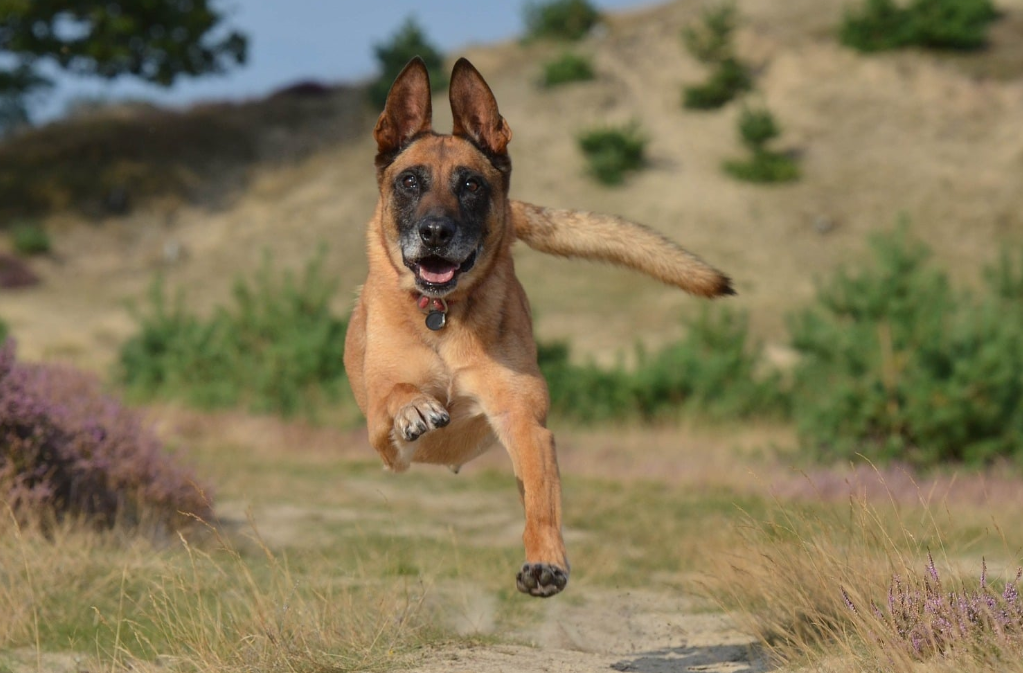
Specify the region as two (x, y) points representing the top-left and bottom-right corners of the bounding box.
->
(393, 395), (450, 442)
(516, 563), (568, 598)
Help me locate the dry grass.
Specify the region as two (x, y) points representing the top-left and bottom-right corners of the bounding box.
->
(0, 507), (439, 673)
(4, 405), (1023, 671)
(703, 463), (1023, 671)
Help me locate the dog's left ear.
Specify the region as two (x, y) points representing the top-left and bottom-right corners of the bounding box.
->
(449, 58), (512, 156)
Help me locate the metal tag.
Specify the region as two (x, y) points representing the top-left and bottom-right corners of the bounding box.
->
(425, 310), (447, 331)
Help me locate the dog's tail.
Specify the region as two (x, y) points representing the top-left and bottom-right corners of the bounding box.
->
(510, 200), (735, 298)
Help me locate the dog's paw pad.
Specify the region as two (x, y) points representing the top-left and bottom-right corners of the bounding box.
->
(516, 563), (568, 598)
(394, 397), (450, 442)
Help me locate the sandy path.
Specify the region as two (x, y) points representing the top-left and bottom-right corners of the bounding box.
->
(414, 589), (766, 672)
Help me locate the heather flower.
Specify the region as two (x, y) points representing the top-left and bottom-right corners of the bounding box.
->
(844, 555), (1023, 660)
(0, 338), (211, 529)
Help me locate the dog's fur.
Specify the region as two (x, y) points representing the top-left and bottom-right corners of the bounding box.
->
(344, 57), (733, 598)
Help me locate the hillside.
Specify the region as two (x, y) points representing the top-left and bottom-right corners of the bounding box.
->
(2, 0), (1023, 372)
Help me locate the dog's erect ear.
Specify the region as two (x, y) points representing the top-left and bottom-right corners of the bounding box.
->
(374, 57), (433, 161)
(449, 58), (512, 156)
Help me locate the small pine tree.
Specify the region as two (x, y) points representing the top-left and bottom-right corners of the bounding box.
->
(524, 0), (601, 41)
(368, 18), (448, 109)
(681, 3), (752, 110)
(723, 105), (800, 183)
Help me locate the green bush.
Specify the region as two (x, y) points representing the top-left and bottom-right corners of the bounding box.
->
(540, 307), (786, 423)
(681, 4), (752, 111)
(723, 105), (799, 183)
(723, 150), (800, 183)
(368, 17), (448, 109)
(577, 122), (647, 185)
(789, 225), (1023, 468)
(0, 318), (7, 342)
(540, 52), (595, 87)
(682, 2), (740, 65)
(682, 57), (752, 110)
(10, 221), (50, 255)
(840, 0), (999, 52)
(524, 0), (601, 41)
(118, 249), (348, 419)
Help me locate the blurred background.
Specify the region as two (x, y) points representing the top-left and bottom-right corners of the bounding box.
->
(2, 0), (1023, 466)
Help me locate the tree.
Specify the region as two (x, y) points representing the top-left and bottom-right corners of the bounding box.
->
(368, 17), (447, 109)
(0, 0), (247, 128)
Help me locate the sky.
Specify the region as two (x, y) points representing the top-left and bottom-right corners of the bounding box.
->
(33, 0), (657, 122)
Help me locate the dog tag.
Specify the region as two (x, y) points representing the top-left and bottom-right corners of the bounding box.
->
(425, 310), (446, 331)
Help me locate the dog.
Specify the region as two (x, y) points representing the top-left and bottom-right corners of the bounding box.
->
(344, 57), (734, 598)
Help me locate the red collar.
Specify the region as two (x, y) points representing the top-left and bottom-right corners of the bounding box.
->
(417, 295), (448, 331)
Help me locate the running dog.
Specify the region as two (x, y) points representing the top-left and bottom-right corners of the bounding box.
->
(344, 57), (733, 597)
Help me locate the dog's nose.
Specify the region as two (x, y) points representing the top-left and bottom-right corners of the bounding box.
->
(418, 218), (456, 248)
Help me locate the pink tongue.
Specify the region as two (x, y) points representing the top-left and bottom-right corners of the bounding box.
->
(419, 264), (457, 284)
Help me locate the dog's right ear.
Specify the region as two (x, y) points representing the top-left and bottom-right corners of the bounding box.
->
(374, 57), (433, 165)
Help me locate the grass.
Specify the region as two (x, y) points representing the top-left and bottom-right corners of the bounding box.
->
(4, 402), (1021, 671)
(705, 479), (1023, 671)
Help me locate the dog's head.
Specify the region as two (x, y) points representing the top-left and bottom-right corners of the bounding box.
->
(373, 57), (512, 298)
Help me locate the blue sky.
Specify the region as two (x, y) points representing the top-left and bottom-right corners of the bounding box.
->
(34, 0), (656, 122)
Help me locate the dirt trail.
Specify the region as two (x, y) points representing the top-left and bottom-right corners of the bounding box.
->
(415, 588), (765, 673)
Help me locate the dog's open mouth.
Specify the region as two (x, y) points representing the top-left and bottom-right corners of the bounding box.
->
(411, 250), (479, 293)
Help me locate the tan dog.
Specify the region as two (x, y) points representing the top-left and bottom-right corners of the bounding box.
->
(344, 57), (733, 598)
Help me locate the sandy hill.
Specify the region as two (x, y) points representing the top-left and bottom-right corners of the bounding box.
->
(2, 0), (1023, 372)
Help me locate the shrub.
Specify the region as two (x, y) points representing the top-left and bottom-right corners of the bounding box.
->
(682, 57), (752, 110)
(118, 249), (348, 419)
(840, 0), (999, 52)
(681, 4), (752, 110)
(523, 0), (601, 41)
(0, 317), (6, 342)
(0, 252), (40, 288)
(577, 122), (647, 185)
(630, 307), (787, 420)
(0, 338), (211, 528)
(843, 555), (1023, 661)
(540, 51), (595, 87)
(10, 220), (51, 255)
(540, 307), (785, 423)
(789, 225), (1023, 468)
(722, 105), (800, 183)
(539, 341), (636, 423)
(682, 2), (740, 65)
(368, 17), (448, 109)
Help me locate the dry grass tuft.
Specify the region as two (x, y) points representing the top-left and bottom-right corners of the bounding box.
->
(703, 463), (1023, 671)
(0, 509), (435, 673)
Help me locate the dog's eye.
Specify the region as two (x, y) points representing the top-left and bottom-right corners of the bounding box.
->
(463, 178), (480, 193)
(401, 174), (418, 191)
